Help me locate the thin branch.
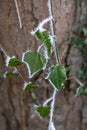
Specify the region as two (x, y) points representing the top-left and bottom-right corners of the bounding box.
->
(48, 89), (57, 130)
(14, 0), (22, 28)
(43, 97), (53, 106)
(47, 1), (60, 130)
(48, 0), (61, 65)
(37, 44), (44, 52)
(66, 76), (84, 87)
(15, 67), (26, 82)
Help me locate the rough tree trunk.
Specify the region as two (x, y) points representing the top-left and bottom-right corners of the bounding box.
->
(0, 0), (87, 130)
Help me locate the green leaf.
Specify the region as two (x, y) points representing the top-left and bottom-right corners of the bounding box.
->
(48, 65), (67, 90)
(4, 71), (17, 78)
(77, 70), (84, 77)
(84, 39), (87, 45)
(76, 87), (87, 96)
(34, 105), (50, 118)
(24, 82), (38, 91)
(23, 51), (46, 78)
(8, 56), (23, 66)
(35, 30), (51, 57)
(70, 37), (79, 45)
(65, 65), (72, 72)
(83, 28), (87, 36)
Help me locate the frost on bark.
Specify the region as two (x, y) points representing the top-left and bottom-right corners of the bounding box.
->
(0, 0), (87, 130)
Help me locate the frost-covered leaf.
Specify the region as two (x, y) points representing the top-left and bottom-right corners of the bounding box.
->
(76, 86), (87, 96)
(23, 82), (38, 91)
(35, 30), (51, 57)
(8, 56), (23, 66)
(48, 65), (67, 90)
(22, 51), (46, 78)
(34, 105), (50, 118)
(4, 71), (17, 78)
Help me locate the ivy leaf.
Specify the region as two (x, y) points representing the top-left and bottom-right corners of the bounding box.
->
(76, 87), (87, 96)
(48, 65), (67, 90)
(34, 105), (50, 118)
(8, 56), (23, 67)
(22, 51), (46, 78)
(84, 39), (87, 45)
(4, 71), (17, 78)
(70, 37), (81, 46)
(77, 70), (84, 77)
(35, 30), (51, 57)
(23, 82), (38, 91)
(83, 28), (87, 36)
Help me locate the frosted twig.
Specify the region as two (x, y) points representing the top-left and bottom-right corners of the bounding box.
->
(37, 44), (44, 52)
(31, 17), (53, 35)
(48, 89), (57, 130)
(47, 0), (61, 65)
(14, 0), (22, 28)
(43, 97), (53, 106)
(0, 45), (11, 66)
(66, 76), (84, 87)
(49, 122), (56, 130)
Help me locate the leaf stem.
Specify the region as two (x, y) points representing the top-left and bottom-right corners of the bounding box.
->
(43, 97), (53, 106)
(66, 76), (84, 87)
(15, 67), (26, 82)
(37, 44), (44, 52)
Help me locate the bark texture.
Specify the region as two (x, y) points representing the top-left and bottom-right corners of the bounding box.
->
(0, 0), (87, 130)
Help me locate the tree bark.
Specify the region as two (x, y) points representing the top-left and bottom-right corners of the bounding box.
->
(0, 0), (87, 130)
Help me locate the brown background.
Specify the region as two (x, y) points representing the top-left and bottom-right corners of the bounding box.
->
(0, 0), (87, 130)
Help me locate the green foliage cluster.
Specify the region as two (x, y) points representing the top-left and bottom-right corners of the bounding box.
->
(3, 18), (67, 120)
(70, 28), (87, 95)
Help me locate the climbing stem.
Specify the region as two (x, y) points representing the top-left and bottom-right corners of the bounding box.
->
(48, 89), (57, 130)
(47, 0), (61, 130)
(48, 0), (61, 65)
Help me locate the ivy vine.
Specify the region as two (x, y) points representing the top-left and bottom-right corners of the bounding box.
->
(0, 0), (85, 130)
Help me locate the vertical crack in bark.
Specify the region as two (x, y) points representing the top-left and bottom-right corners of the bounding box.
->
(8, 79), (20, 130)
(30, 0), (39, 51)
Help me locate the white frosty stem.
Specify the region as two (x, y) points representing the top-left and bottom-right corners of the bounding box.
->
(48, 0), (54, 36)
(14, 0), (22, 28)
(23, 82), (28, 90)
(37, 44), (44, 52)
(0, 45), (11, 66)
(48, 0), (61, 65)
(49, 122), (56, 130)
(31, 16), (53, 35)
(47, 0), (61, 130)
(43, 97), (53, 106)
(48, 89), (56, 130)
